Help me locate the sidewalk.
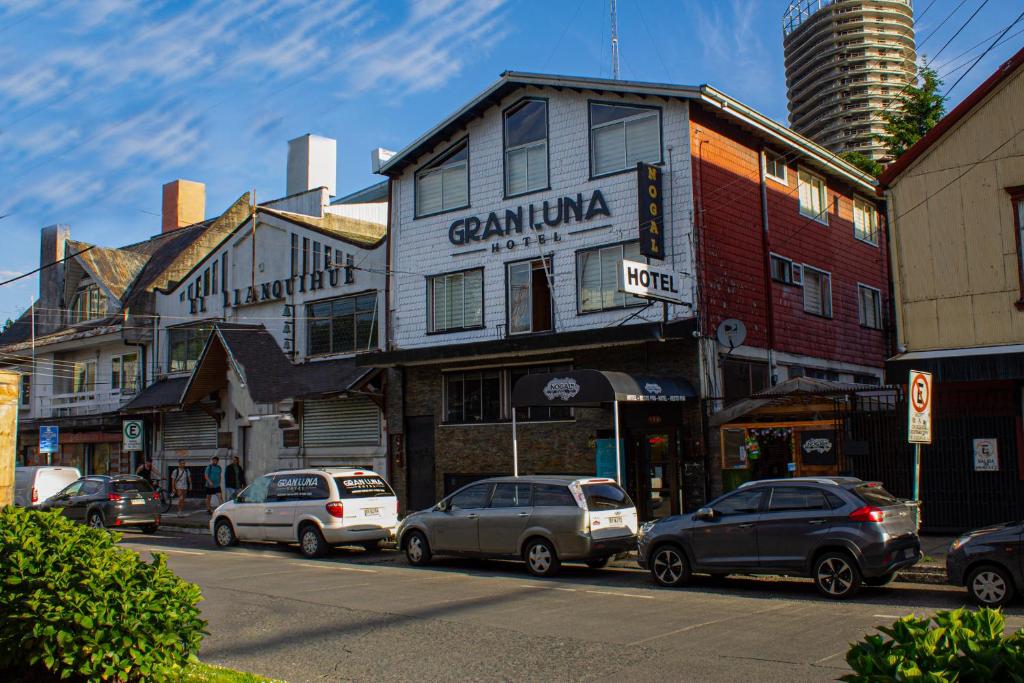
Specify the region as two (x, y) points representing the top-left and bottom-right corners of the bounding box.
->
(159, 498), (216, 533)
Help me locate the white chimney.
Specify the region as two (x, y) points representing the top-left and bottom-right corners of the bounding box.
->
(371, 148), (396, 174)
(287, 134), (336, 197)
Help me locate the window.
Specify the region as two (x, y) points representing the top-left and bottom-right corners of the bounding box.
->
(858, 284), (882, 329)
(69, 284), (107, 324)
(853, 197), (878, 244)
(589, 102), (661, 177)
(111, 353), (139, 394)
(302, 238), (310, 275)
(767, 487), (829, 512)
(416, 140), (469, 216)
(510, 365), (573, 422)
(765, 150), (787, 183)
(490, 482), (533, 508)
(449, 483), (492, 510)
(504, 99), (548, 196)
(334, 475), (395, 499)
(798, 168), (829, 223)
(722, 359), (769, 405)
(271, 474), (330, 501)
(428, 269), (483, 333)
(72, 360), (96, 394)
(581, 483), (633, 510)
(290, 234), (299, 277)
(712, 489), (763, 516)
(507, 258), (553, 335)
(577, 242), (645, 312)
(444, 370), (502, 424)
(211, 260), (218, 295)
(19, 374), (30, 407)
(313, 242), (322, 271)
(202, 268), (210, 296)
(770, 254), (802, 285)
(168, 323), (214, 373)
(307, 292), (378, 356)
(802, 266), (832, 317)
(533, 484), (577, 507)
(238, 476), (271, 504)
(1010, 192), (1024, 305)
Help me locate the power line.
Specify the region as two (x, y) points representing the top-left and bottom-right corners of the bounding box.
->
(917, 0), (969, 51)
(945, 9), (1024, 96)
(0, 244), (96, 287)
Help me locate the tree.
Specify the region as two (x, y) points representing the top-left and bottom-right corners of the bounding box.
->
(878, 64), (946, 160)
(1, 318), (13, 333)
(841, 151), (883, 178)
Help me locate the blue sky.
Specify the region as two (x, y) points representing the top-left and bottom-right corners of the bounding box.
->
(1, 0), (1021, 321)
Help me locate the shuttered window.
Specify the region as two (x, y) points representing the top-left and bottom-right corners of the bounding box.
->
(590, 103), (660, 177)
(504, 99), (548, 196)
(858, 284), (882, 329)
(577, 242), (644, 312)
(802, 266), (832, 318)
(798, 169), (828, 223)
(163, 407), (218, 450)
(415, 140), (469, 216)
(429, 269), (483, 333)
(853, 197), (878, 244)
(302, 396), (381, 447)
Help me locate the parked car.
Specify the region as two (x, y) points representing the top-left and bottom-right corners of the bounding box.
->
(211, 467), (399, 558)
(946, 522), (1024, 607)
(397, 476), (638, 577)
(39, 475), (161, 532)
(14, 466), (81, 508)
(636, 477), (920, 599)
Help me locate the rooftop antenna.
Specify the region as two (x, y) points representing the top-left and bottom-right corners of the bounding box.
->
(610, 0), (620, 80)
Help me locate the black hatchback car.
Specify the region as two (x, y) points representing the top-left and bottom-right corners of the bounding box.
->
(947, 522), (1024, 607)
(41, 475), (161, 533)
(637, 477), (920, 599)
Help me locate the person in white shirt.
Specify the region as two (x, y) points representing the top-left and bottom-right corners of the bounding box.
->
(171, 459), (191, 516)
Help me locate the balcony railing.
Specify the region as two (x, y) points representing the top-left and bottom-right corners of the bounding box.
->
(40, 388), (137, 418)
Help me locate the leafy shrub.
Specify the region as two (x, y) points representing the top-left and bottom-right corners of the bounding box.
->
(843, 607), (1024, 682)
(0, 506), (206, 681)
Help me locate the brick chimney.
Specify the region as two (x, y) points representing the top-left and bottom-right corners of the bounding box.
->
(162, 179), (206, 232)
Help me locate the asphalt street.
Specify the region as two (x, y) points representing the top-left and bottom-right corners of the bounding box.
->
(119, 529), (1024, 683)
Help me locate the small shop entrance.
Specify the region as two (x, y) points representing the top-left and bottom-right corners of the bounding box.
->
(628, 429), (681, 520)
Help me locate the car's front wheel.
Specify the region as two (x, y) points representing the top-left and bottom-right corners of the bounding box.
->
(404, 531), (432, 566)
(524, 538), (560, 577)
(214, 519), (237, 547)
(813, 552), (862, 599)
(967, 564), (1015, 607)
(299, 525), (328, 558)
(87, 511), (105, 529)
(650, 544), (691, 587)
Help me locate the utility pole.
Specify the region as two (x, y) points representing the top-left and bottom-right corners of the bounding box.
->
(610, 0), (620, 80)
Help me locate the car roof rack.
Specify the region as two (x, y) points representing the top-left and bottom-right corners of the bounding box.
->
(738, 476), (862, 489)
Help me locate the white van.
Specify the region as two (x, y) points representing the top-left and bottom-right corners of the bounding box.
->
(15, 466), (83, 508)
(211, 467), (399, 558)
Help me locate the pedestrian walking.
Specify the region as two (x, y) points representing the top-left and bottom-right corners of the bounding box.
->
(224, 455), (245, 500)
(204, 456), (222, 514)
(171, 459), (191, 516)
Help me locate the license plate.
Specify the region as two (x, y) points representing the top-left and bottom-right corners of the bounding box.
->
(607, 515), (623, 525)
(131, 499), (144, 506)
(364, 507), (380, 516)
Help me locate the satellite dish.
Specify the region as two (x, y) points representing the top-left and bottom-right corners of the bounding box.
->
(716, 318), (747, 350)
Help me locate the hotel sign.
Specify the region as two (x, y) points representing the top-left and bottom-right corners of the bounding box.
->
(621, 259), (690, 306)
(637, 162), (664, 260)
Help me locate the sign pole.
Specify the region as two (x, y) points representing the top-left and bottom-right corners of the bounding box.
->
(511, 408), (519, 478)
(913, 443), (921, 501)
(613, 400), (622, 485)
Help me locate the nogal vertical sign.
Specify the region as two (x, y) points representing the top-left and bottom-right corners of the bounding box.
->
(637, 162), (664, 260)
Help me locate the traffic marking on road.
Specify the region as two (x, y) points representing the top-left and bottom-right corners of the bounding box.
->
(627, 603), (792, 646)
(139, 547), (206, 556)
(292, 562), (377, 573)
(872, 614), (902, 620)
(584, 589), (654, 599)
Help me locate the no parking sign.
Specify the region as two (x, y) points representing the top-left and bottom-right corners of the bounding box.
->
(908, 370), (932, 444)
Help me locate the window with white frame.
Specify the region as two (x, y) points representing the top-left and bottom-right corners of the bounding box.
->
(798, 168), (829, 223)
(504, 99), (548, 196)
(577, 242), (646, 312)
(416, 140), (469, 216)
(765, 151), (787, 183)
(770, 254), (802, 285)
(507, 258), (553, 335)
(19, 373), (30, 407)
(853, 197), (878, 244)
(111, 353), (139, 394)
(858, 284), (882, 329)
(428, 269), (483, 333)
(56, 359), (95, 396)
(802, 266), (832, 317)
(70, 284), (107, 324)
(589, 102), (661, 177)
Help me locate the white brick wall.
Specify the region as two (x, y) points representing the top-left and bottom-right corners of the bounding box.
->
(389, 87), (695, 350)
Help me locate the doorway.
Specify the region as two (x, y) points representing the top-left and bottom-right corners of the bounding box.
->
(629, 430), (681, 521)
(406, 416), (436, 511)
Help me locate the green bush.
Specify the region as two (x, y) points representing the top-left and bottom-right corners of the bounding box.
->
(842, 607), (1024, 682)
(0, 506), (206, 681)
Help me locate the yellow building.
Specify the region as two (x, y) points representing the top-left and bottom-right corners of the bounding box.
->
(880, 47), (1024, 529)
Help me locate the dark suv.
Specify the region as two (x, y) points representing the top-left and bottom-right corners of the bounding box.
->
(637, 477), (920, 599)
(946, 522), (1024, 607)
(41, 475), (161, 533)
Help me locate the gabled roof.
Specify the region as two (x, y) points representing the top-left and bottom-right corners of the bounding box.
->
(331, 181), (388, 205)
(66, 239), (149, 300)
(377, 70), (875, 190)
(121, 377), (189, 413)
(879, 46), (1024, 187)
(259, 207), (386, 248)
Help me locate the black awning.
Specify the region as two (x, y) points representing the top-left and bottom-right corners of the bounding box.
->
(886, 346), (1024, 384)
(120, 377), (188, 413)
(511, 369), (697, 407)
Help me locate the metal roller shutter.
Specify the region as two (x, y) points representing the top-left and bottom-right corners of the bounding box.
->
(303, 396), (381, 447)
(163, 407), (218, 450)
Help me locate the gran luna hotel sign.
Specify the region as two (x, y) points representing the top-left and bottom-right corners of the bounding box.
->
(448, 189), (611, 252)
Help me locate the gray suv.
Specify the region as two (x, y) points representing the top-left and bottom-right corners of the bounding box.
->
(636, 477), (920, 599)
(397, 476), (638, 577)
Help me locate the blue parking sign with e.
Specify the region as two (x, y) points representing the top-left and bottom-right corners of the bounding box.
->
(39, 425), (59, 454)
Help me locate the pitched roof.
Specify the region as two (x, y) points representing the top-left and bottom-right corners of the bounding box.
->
(331, 181), (388, 205)
(879, 46), (1024, 187)
(121, 377), (188, 412)
(259, 207), (386, 248)
(66, 239), (149, 299)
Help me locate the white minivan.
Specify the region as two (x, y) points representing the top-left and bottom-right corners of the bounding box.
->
(211, 467), (399, 558)
(14, 466), (82, 508)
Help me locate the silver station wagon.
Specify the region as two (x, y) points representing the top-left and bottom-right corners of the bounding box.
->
(397, 475), (638, 577)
